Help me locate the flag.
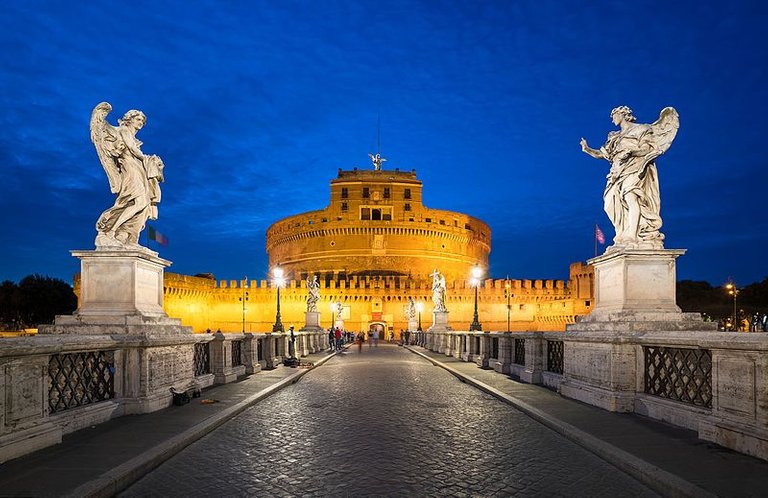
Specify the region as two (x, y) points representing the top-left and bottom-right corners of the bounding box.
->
(147, 225), (168, 246)
(595, 224), (606, 245)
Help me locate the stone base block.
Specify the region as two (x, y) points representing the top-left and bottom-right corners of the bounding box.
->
(50, 401), (122, 436)
(0, 422), (62, 464)
(428, 311), (451, 332)
(301, 312), (323, 332)
(699, 418), (768, 462)
(559, 378), (635, 412)
(40, 315), (187, 335)
(71, 248), (171, 318)
(493, 361), (510, 374)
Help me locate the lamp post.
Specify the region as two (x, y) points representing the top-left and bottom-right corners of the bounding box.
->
(725, 282), (739, 331)
(504, 278), (511, 334)
(469, 266), (483, 331)
(416, 301), (423, 332)
(272, 267), (285, 333)
(239, 276), (249, 333)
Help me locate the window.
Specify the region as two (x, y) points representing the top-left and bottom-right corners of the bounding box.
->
(341, 188), (348, 199)
(404, 188), (411, 199)
(439, 220), (445, 225)
(341, 202), (348, 211)
(404, 203), (411, 211)
(382, 212), (392, 221)
(383, 187), (390, 199)
(425, 218), (431, 223)
(372, 209), (382, 220)
(361, 208), (370, 220)
(362, 187), (370, 198)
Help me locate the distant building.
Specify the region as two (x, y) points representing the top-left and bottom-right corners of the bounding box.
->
(77, 160), (595, 334)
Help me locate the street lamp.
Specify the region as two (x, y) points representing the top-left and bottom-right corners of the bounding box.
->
(416, 301), (423, 332)
(505, 278), (512, 334)
(272, 266), (285, 333)
(239, 276), (249, 333)
(725, 282), (739, 331)
(469, 265), (483, 331)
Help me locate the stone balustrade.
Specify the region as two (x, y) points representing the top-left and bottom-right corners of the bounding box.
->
(0, 330), (327, 463)
(422, 329), (768, 462)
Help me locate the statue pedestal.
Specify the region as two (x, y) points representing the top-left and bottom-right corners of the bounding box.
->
(301, 311), (323, 332)
(428, 311), (450, 332)
(41, 248), (186, 335)
(560, 248), (716, 412)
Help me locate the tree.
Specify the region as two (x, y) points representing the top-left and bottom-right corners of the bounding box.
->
(11, 275), (77, 328)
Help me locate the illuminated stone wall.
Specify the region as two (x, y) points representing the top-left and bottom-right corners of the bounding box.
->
(160, 264), (594, 334)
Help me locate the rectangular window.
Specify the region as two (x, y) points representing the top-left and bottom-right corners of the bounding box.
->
(382, 212), (391, 221)
(372, 208), (382, 220)
(439, 220), (445, 225)
(383, 187), (390, 199)
(425, 218), (431, 223)
(341, 188), (348, 199)
(362, 187), (370, 198)
(341, 202), (348, 211)
(404, 188), (411, 199)
(361, 208), (371, 220)
(404, 203), (411, 211)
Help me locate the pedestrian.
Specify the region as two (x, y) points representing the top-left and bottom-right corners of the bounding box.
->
(334, 327), (343, 351)
(328, 328), (335, 352)
(373, 328), (379, 347)
(356, 331), (364, 353)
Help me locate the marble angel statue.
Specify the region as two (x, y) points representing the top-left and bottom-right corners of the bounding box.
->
(430, 269), (447, 313)
(405, 297), (417, 321)
(580, 106), (679, 251)
(306, 275), (320, 313)
(90, 102), (165, 248)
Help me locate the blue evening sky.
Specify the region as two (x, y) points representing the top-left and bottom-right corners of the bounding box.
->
(1, 1), (766, 286)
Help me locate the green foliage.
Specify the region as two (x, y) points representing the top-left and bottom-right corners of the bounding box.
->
(0, 274), (76, 330)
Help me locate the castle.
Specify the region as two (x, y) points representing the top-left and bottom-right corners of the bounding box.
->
(156, 158), (594, 335)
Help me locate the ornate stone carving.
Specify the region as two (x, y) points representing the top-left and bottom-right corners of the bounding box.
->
(306, 275), (320, 313)
(430, 269), (447, 312)
(90, 102), (165, 249)
(581, 106), (679, 251)
(405, 297), (417, 321)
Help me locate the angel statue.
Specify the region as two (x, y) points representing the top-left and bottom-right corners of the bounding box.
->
(90, 102), (165, 248)
(306, 275), (320, 313)
(405, 297), (417, 321)
(580, 106), (679, 251)
(368, 152), (386, 171)
(430, 269), (447, 313)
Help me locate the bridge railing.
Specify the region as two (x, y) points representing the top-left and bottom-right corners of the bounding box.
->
(421, 328), (768, 462)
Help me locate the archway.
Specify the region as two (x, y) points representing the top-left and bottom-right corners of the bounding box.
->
(368, 322), (385, 345)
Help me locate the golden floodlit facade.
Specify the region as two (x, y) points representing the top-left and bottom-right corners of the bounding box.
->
(151, 161), (595, 337)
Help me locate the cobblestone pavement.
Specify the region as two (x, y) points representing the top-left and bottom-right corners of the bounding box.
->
(121, 344), (658, 497)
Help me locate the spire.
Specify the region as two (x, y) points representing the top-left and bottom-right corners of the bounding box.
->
(368, 115), (386, 170)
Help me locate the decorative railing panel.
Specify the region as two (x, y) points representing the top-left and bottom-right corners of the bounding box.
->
(514, 338), (526, 365)
(644, 346), (712, 408)
(231, 340), (243, 367)
(491, 338), (499, 359)
(49, 351), (115, 414)
(257, 339), (264, 361)
(194, 342), (211, 376)
(546, 340), (564, 374)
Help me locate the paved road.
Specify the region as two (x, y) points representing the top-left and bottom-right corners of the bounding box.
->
(121, 344), (658, 497)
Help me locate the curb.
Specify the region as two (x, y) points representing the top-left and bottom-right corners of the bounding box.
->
(404, 346), (714, 498)
(66, 350), (340, 498)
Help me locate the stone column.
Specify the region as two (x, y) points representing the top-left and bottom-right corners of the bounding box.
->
(494, 333), (512, 374)
(521, 333), (544, 384)
(242, 333), (262, 375)
(475, 334), (490, 368)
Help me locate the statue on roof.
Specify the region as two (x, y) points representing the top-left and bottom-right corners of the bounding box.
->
(368, 152), (386, 171)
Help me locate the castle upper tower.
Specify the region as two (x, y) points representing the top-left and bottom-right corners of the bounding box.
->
(266, 158), (491, 281)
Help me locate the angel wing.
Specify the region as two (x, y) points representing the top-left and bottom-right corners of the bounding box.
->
(90, 102), (123, 194)
(648, 107), (679, 161)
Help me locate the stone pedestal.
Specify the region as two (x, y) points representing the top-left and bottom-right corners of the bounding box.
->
(407, 320), (417, 333)
(41, 248), (186, 335)
(428, 311), (450, 332)
(301, 311), (323, 332)
(560, 248), (714, 412)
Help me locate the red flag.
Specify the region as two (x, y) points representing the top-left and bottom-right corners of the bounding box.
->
(595, 225), (606, 244)
(147, 226), (168, 246)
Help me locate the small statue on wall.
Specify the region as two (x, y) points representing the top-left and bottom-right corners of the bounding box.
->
(307, 275), (320, 313)
(580, 106), (679, 252)
(405, 297), (417, 321)
(430, 269), (447, 312)
(90, 102), (165, 248)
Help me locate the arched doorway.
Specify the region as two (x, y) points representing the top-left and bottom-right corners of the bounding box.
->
(368, 322), (385, 345)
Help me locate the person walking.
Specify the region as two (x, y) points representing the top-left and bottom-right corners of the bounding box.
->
(328, 328), (335, 352)
(373, 329), (379, 347)
(356, 331), (364, 353)
(334, 327), (343, 351)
